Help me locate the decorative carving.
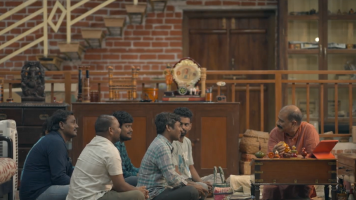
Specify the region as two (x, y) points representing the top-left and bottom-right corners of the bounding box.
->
(21, 61), (45, 102)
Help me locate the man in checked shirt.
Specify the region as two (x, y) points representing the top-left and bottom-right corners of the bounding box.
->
(137, 112), (208, 200)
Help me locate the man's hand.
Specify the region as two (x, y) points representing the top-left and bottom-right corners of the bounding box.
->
(203, 181), (212, 191)
(192, 183), (208, 198)
(137, 186), (149, 199)
(273, 143), (285, 154)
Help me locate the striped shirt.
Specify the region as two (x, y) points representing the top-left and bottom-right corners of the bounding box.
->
(137, 134), (187, 199)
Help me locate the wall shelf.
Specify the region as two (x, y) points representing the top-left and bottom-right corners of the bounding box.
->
(36, 55), (64, 71)
(125, 3), (147, 24)
(104, 17), (126, 36)
(81, 29), (106, 48)
(149, 0), (168, 12)
(58, 42), (85, 61)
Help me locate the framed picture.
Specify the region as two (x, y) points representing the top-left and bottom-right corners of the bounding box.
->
(173, 58), (201, 89)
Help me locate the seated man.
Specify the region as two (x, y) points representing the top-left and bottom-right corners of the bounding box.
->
(172, 107), (211, 195)
(113, 111), (139, 186)
(20, 110), (78, 200)
(66, 115), (148, 200)
(137, 112), (208, 200)
(262, 105), (319, 200)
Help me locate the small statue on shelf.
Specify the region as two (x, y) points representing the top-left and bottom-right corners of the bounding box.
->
(255, 142), (265, 158)
(164, 64), (174, 92)
(285, 145), (291, 153)
(21, 61), (45, 102)
(268, 152), (274, 158)
(274, 150), (280, 159)
(337, 9), (342, 15)
(291, 146), (298, 158)
(301, 147), (308, 159)
(349, 8), (354, 14)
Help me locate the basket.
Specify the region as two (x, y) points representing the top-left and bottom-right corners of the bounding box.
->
(213, 166), (232, 200)
(239, 129), (269, 154)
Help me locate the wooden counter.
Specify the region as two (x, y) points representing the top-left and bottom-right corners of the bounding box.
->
(71, 102), (240, 176)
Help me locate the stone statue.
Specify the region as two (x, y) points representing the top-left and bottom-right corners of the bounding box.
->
(21, 61), (45, 102)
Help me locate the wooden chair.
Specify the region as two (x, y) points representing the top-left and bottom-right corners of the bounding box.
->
(108, 66), (140, 101)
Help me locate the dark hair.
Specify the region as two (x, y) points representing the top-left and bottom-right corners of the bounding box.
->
(112, 111), (133, 128)
(287, 110), (303, 125)
(41, 117), (51, 136)
(173, 107), (193, 120)
(48, 110), (74, 132)
(95, 115), (115, 134)
(155, 112), (181, 135)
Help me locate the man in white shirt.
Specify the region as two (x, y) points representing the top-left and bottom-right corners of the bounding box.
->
(172, 107), (212, 199)
(66, 115), (148, 200)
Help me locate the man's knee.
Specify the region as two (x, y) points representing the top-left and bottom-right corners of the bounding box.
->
(185, 186), (199, 200)
(131, 190), (145, 200)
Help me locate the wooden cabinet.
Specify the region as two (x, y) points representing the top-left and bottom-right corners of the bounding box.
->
(279, 0), (356, 128)
(71, 102), (240, 176)
(0, 103), (68, 187)
(251, 158), (337, 200)
(337, 153), (356, 183)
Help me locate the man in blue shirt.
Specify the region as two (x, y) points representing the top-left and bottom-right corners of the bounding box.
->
(20, 110), (78, 200)
(113, 111), (139, 186)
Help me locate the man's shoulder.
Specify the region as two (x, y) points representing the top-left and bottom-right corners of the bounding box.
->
(183, 137), (192, 143)
(42, 133), (65, 147)
(300, 121), (318, 134)
(269, 127), (282, 136)
(148, 137), (170, 153)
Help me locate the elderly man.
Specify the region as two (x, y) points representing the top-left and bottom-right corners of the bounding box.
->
(262, 105), (319, 200)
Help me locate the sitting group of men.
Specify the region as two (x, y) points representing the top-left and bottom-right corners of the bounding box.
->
(19, 104), (320, 200)
(19, 107), (211, 200)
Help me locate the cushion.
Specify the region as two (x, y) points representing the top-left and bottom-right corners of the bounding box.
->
(0, 158), (17, 184)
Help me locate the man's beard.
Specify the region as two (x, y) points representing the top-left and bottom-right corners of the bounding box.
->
(180, 130), (187, 137)
(120, 135), (132, 142)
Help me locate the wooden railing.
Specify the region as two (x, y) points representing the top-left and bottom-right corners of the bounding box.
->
(1, 70), (355, 138)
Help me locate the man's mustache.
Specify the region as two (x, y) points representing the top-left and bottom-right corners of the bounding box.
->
(277, 125), (283, 129)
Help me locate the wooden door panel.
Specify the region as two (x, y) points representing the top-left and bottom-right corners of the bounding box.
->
(230, 17), (270, 132)
(194, 108), (239, 176)
(189, 33), (228, 74)
(185, 12), (274, 135)
(188, 17), (225, 30)
(83, 117), (97, 146)
(201, 117), (227, 168)
(125, 117), (147, 167)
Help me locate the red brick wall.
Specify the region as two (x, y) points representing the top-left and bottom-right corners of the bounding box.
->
(0, 0), (277, 99)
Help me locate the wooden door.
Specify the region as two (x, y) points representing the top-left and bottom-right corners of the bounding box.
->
(184, 11), (276, 133)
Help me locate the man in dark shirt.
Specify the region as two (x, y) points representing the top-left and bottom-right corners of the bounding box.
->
(20, 110), (78, 200)
(113, 111), (140, 186)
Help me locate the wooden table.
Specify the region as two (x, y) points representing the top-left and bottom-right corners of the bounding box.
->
(251, 158), (337, 200)
(337, 153), (356, 200)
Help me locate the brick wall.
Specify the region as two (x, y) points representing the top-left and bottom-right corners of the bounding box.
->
(0, 0), (278, 99)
